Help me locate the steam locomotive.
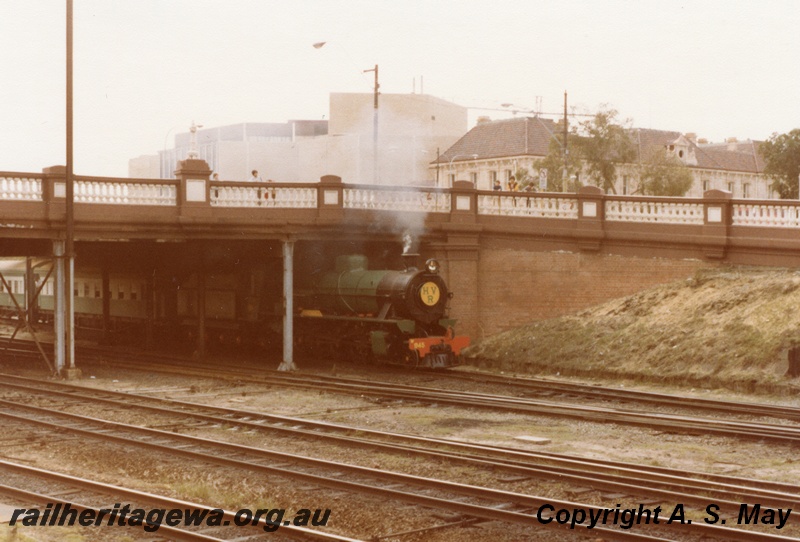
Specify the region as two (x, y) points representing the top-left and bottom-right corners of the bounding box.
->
(296, 254), (469, 368)
(0, 253), (469, 369)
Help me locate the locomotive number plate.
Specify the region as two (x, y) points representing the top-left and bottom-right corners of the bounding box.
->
(420, 282), (440, 306)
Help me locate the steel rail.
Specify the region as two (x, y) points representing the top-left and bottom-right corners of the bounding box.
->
(2, 373), (797, 512)
(0, 397), (775, 541)
(10, 338), (800, 422)
(0, 459), (363, 541)
(68, 352), (800, 443)
(421, 369), (800, 421)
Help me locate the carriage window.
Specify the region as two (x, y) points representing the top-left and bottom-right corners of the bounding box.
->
(118, 284), (126, 300)
(83, 282), (90, 297)
(130, 283), (139, 301)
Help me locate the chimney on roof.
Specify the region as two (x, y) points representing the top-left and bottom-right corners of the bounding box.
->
(685, 132), (697, 143)
(727, 137), (738, 151)
(476, 116), (491, 125)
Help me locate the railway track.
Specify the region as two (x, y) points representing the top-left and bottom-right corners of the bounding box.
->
(79, 354), (800, 445)
(0, 459), (363, 541)
(8, 337), (800, 426)
(1, 373), (798, 541)
(418, 369), (800, 422)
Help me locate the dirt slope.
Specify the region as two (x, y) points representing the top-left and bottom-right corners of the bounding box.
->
(465, 266), (800, 391)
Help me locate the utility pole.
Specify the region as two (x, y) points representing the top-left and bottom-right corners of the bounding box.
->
(563, 90), (568, 191)
(364, 64), (379, 182)
(64, 0), (78, 378)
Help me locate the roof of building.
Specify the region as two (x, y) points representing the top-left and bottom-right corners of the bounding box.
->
(435, 116), (765, 174)
(694, 140), (765, 173)
(433, 116), (559, 163)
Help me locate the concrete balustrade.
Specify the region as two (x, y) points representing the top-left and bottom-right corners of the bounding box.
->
(0, 161), (799, 267)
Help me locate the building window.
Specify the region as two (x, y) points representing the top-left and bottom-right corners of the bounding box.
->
(505, 169), (513, 181)
(727, 181), (734, 194)
(469, 172), (478, 184)
(742, 183), (750, 198)
(490, 171), (497, 184)
(447, 173), (455, 187)
(702, 179), (710, 192)
(622, 176), (629, 195)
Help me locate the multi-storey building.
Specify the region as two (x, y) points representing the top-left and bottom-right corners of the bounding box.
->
(129, 92), (467, 186)
(432, 116), (772, 198)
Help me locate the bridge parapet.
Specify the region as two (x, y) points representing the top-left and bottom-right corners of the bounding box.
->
(344, 185), (451, 213)
(210, 183), (318, 208)
(3, 164), (800, 265)
(477, 191), (578, 219)
(74, 177), (177, 206)
(731, 201), (800, 227)
(606, 197), (704, 224)
(0, 174), (43, 200)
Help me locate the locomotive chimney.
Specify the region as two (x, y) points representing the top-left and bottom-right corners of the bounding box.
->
(401, 231), (420, 269)
(402, 253), (420, 270)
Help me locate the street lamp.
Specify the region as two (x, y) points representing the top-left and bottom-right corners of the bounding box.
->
(187, 121), (204, 160)
(313, 42), (380, 182)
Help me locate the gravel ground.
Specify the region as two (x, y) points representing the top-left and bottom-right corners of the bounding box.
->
(1, 361), (799, 541)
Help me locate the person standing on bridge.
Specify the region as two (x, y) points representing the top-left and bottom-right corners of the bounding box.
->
(248, 170), (263, 182)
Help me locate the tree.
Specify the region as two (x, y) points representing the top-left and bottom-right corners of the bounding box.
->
(638, 148), (694, 196)
(573, 107), (636, 194)
(539, 128), (582, 191)
(761, 129), (800, 199)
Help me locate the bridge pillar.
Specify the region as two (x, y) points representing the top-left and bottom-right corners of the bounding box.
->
(53, 240), (65, 374)
(440, 180), (482, 340)
(278, 240), (297, 372)
(42, 165), (66, 222)
(317, 175), (344, 222)
(575, 185), (605, 252)
(174, 159), (212, 218)
(702, 189), (732, 259)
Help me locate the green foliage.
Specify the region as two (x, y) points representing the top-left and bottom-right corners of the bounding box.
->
(762, 129), (800, 199)
(638, 148), (694, 196)
(539, 132), (582, 191)
(574, 107), (636, 194)
(513, 166), (535, 189)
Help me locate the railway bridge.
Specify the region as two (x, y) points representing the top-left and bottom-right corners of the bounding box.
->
(2, 158), (800, 371)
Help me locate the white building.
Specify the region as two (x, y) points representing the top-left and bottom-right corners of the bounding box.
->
(130, 93), (467, 186)
(432, 116), (773, 198)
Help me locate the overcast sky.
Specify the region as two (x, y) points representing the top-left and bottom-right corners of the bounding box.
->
(2, 0), (798, 177)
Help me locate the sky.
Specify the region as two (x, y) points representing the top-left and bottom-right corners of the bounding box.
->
(1, 0), (799, 177)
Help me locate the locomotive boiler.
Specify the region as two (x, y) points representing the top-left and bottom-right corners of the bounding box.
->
(296, 254), (469, 368)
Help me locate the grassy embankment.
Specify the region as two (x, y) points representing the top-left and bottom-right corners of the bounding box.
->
(466, 267), (800, 393)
